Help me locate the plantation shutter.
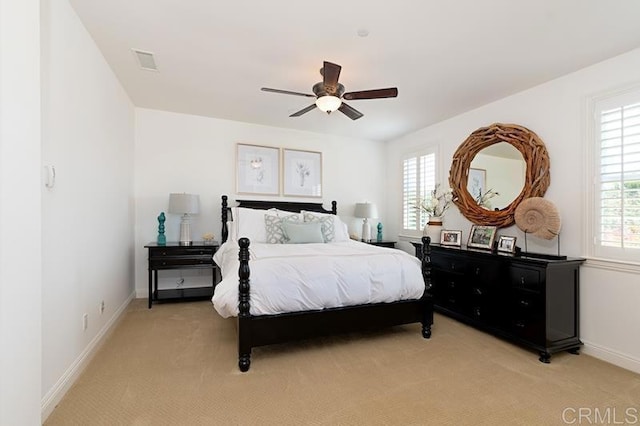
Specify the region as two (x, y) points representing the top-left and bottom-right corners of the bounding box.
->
(595, 93), (640, 260)
(403, 151), (436, 232)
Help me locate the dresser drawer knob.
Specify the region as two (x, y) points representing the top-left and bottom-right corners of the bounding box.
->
(473, 287), (482, 296)
(448, 281), (456, 289)
(475, 267), (481, 275)
(515, 321), (525, 329)
(519, 300), (530, 307)
(521, 277), (525, 285)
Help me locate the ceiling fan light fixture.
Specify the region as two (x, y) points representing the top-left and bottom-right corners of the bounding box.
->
(315, 95), (342, 113)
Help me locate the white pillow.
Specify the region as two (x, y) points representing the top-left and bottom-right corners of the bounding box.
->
(274, 208), (302, 221)
(301, 210), (350, 242)
(234, 207), (277, 243)
(282, 221), (325, 244)
(225, 220), (236, 242)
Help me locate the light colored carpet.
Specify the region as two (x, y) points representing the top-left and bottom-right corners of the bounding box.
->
(45, 299), (640, 426)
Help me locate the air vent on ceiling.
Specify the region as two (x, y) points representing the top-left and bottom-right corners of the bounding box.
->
(132, 49), (158, 71)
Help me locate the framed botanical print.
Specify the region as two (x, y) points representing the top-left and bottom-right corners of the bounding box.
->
(468, 168), (486, 201)
(236, 143), (280, 195)
(282, 148), (322, 197)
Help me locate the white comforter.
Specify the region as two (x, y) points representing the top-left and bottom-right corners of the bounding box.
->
(212, 240), (425, 318)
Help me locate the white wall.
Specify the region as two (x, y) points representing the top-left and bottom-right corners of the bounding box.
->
(40, 0), (135, 417)
(134, 108), (387, 296)
(385, 47), (640, 373)
(0, 0), (42, 424)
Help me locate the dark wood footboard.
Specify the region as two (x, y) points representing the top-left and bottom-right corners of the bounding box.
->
(234, 236), (434, 372)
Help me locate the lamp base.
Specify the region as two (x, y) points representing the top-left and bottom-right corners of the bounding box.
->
(361, 218), (371, 242)
(179, 214), (192, 246)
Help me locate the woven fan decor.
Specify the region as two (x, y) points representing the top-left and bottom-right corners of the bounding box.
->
(514, 197), (561, 240)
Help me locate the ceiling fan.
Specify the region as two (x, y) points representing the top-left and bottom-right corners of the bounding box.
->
(261, 61), (398, 120)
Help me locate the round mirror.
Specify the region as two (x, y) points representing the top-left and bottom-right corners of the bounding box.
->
(449, 123), (550, 228)
(468, 142), (526, 210)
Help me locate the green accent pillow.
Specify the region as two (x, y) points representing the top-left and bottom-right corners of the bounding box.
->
(303, 212), (335, 242)
(282, 221), (325, 244)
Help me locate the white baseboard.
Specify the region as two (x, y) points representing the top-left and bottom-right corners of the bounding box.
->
(582, 340), (640, 375)
(41, 291), (135, 421)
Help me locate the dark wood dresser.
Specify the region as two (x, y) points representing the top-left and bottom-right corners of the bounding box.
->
(420, 242), (584, 363)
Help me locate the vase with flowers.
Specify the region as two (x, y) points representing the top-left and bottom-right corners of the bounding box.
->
(416, 184), (456, 242)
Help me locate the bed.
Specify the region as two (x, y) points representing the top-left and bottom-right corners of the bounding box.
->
(213, 195), (433, 372)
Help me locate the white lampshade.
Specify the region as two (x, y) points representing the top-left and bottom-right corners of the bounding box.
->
(354, 202), (378, 219)
(168, 193), (200, 215)
(168, 193), (200, 245)
(315, 95), (342, 113)
(354, 202), (378, 242)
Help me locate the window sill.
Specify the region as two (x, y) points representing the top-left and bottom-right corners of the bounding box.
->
(583, 257), (640, 274)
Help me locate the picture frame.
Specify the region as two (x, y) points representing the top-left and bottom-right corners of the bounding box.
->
(440, 230), (462, 247)
(468, 168), (486, 201)
(236, 143), (280, 195)
(283, 148), (322, 197)
(497, 235), (517, 253)
(467, 225), (497, 250)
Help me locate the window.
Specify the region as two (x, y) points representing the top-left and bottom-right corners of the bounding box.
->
(591, 88), (640, 262)
(402, 149), (436, 233)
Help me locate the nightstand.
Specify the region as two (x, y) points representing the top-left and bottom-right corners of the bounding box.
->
(144, 242), (219, 308)
(365, 240), (397, 248)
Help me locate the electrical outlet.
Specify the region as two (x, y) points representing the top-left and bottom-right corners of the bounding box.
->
(83, 313), (88, 331)
(100, 300), (105, 315)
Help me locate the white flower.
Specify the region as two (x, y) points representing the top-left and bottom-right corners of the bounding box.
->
(415, 184), (456, 217)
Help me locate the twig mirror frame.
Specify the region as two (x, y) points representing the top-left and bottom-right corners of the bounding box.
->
(449, 123), (550, 228)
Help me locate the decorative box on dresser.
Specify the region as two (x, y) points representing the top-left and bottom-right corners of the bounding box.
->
(417, 241), (584, 363)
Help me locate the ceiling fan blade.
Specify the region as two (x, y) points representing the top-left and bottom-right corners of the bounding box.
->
(322, 61), (342, 89)
(338, 102), (363, 120)
(261, 87), (316, 98)
(343, 87), (398, 100)
(289, 104), (317, 117)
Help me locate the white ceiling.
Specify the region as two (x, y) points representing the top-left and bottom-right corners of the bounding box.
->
(69, 0), (640, 142)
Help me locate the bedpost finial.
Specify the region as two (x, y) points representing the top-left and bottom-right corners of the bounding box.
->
(239, 237), (250, 249)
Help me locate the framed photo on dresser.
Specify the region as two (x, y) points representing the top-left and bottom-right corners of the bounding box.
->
(440, 230), (462, 246)
(467, 225), (497, 250)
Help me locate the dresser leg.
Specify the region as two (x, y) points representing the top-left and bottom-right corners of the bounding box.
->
(539, 351), (551, 363)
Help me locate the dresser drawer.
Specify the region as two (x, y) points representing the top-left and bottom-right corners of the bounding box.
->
(509, 266), (542, 293)
(431, 254), (465, 273)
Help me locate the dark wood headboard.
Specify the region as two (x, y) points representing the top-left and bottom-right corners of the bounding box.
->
(220, 195), (338, 243)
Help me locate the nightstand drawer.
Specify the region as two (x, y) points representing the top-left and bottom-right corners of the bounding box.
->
(150, 257), (213, 268)
(149, 247), (215, 258)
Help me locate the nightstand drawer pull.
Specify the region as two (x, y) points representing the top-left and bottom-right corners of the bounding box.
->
(473, 287), (482, 296)
(519, 299), (530, 307)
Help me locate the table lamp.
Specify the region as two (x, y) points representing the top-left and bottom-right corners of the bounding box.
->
(354, 202), (378, 242)
(168, 193), (200, 245)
